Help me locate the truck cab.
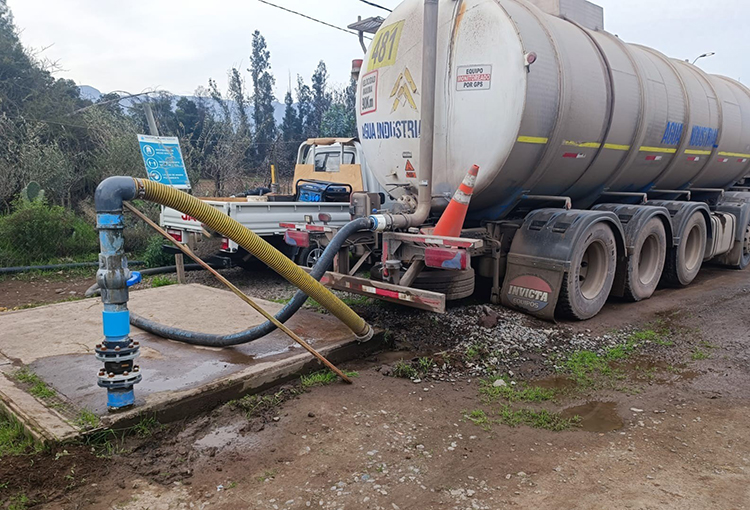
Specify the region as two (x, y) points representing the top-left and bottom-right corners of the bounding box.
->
(292, 138), (382, 204)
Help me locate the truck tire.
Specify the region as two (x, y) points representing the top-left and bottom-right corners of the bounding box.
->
(556, 222), (617, 320)
(296, 245), (324, 268)
(412, 268), (476, 301)
(661, 211), (706, 286)
(623, 217), (667, 302)
(735, 223), (750, 270)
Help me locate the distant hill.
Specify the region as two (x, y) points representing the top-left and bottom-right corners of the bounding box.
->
(78, 85), (287, 125)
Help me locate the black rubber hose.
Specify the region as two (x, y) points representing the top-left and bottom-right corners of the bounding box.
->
(1, 261), (144, 275)
(84, 264), (219, 298)
(129, 217), (373, 346)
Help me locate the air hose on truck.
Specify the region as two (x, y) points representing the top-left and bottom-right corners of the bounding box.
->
(95, 176), (373, 348)
(130, 216), (373, 346)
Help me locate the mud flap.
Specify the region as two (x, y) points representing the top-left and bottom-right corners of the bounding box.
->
(500, 209), (625, 321)
(713, 195), (750, 266)
(501, 253), (566, 321)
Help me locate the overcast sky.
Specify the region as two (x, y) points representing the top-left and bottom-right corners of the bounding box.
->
(7, 0), (749, 99)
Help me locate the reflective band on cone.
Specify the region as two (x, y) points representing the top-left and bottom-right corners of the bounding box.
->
(433, 165), (480, 238)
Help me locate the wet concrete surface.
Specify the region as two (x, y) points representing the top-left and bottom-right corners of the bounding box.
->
(1, 284), (366, 419)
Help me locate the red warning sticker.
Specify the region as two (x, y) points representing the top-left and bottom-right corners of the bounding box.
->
(405, 160), (416, 178)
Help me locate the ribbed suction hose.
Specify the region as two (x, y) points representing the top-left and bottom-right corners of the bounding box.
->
(132, 178), (372, 341)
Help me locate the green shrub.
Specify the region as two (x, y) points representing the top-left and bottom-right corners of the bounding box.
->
(0, 200), (98, 266)
(143, 235), (174, 268)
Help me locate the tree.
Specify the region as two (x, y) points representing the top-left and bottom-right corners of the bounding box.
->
(280, 90), (301, 175)
(296, 75), (313, 138)
(227, 67), (250, 136)
(249, 30), (277, 168)
(309, 61), (331, 136)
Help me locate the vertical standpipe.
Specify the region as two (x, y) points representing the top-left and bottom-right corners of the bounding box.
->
(370, 0), (439, 231)
(95, 205), (142, 410)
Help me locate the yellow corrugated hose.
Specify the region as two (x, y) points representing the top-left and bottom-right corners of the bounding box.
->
(135, 178), (373, 340)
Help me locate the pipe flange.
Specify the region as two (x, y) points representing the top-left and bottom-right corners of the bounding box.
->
(97, 369), (142, 389)
(95, 343), (140, 363)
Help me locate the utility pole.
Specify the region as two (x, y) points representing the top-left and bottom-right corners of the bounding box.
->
(143, 102), (187, 285)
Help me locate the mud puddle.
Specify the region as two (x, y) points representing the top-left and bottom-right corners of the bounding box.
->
(193, 423), (261, 451)
(562, 401), (624, 432)
(533, 375), (577, 391)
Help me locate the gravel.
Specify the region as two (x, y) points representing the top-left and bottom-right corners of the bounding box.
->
(186, 265), (641, 378)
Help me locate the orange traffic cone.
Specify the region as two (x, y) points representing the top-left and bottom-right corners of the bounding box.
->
(433, 165), (480, 238)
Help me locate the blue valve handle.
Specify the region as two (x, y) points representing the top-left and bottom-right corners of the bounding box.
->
(126, 271), (142, 287)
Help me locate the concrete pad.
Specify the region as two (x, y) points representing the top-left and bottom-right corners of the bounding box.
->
(0, 284), (375, 439)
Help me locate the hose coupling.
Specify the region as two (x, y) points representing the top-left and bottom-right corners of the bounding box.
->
(354, 324), (375, 343)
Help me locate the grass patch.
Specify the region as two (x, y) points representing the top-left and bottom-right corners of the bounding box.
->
(463, 409), (492, 431)
(417, 357), (434, 373)
(256, 469), (277, 482)
(14, 368), (55, 399)
(300, 369), (359, 389)
(340, 294), (373, 307)
(75, 408), (100, 430)
(497, 405), (580, 432)
(6, 493), (30, 510)
(79, 428), (127, 458)
(559, 339), (640, 386)
(269, 297), (292, 304)
(392, 359), (418, 379)
(391, 357), (435, 380)
(691, 348), (710, 361)
(0, 414), (39, 457)
(150, 275), (175, 288)
(229, 388), (299, 418)
(131, 416), (162, 438)
(479, 376), (556, 403)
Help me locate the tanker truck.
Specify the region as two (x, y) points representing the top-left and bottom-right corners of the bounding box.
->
(284, 0), (750, 321)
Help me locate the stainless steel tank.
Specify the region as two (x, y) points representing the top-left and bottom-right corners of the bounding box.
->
(356, 0), (750, 219)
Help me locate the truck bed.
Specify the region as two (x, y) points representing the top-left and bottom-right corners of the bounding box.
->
(160, 199), (351, 236)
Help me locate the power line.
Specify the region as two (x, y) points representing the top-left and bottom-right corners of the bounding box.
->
(256, 0), (372, 40)
(359, 0), (392, 12)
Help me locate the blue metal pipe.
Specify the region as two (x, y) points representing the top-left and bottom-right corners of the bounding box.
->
(94, 177), (142, 411)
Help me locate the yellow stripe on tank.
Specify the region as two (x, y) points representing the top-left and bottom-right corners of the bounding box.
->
(639, 146), (678, 154)
(517, 136), (549, 144)
(603, 143), (631, 151)
(684, 149), (712, 155)
(718, 151), (750, 158)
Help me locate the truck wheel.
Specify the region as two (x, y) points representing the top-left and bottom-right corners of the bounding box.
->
(661, 211), (706, 286)
(735, 223), (750, 270)
(624, 217), (667, 302)
(412, 268), (476, 301)
(296, 245), (324, 268)
(557, 222), (617, 320)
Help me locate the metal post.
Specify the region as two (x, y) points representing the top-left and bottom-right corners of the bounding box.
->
(143, 103), (159, 137)
(417, 0), (439, 216)
(368, 0), (438, 231)
(144, 102), (186, 284)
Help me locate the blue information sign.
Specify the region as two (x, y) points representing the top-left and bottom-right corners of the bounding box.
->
(138, 134), (191, 189)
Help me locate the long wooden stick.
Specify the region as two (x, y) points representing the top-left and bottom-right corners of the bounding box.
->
(123, 202), (352, 384)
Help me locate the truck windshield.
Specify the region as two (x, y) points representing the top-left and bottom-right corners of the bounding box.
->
(304, 146), (355, 173)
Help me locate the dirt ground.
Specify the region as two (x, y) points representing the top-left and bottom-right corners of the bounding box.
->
(3, 265), (750, 509)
